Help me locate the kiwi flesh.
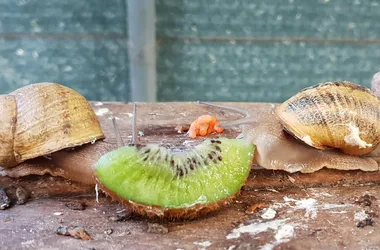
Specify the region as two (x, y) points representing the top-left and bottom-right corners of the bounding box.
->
(94, 138), (255, 219)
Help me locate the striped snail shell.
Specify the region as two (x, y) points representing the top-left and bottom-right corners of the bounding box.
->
(275, 81), (380, 156)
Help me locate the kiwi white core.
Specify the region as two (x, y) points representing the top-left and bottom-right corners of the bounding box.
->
(138, 139), (225, 177)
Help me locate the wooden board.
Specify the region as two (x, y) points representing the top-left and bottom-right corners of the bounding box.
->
(1, 102), (380, 250)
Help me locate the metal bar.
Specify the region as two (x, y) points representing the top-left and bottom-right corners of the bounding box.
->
(127, 0), (157, 102)
(132, 102), (138, 145)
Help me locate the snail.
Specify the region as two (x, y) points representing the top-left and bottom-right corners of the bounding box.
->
(199, 76), (380, 173)
(275, 81), (380, 156)
(255, 80), (380, 172)
(2, 75), (380, 187)
(0, 82), (105, 172)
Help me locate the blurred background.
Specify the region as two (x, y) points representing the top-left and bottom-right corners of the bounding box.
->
(0, 0), (379, 102)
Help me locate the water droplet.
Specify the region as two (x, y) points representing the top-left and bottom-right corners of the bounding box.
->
(16, 0), (28, 6)
(63, 65), (73, 72)
(30, 19), (42, 33)
(196, 195), (207, 203)
(208, 54), (217, 64)
(16, 49), (24, 56)
(32, 51), (39, 59)
(191, 25), (198, 32)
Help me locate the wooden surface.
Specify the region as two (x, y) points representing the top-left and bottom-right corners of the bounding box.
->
(2, 102), (380, 250)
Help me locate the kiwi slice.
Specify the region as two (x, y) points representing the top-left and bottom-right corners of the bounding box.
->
(94, 138), (254, 219)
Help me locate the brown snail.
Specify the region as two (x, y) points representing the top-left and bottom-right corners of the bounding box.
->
(0, 82), (105, 168)
(275, 81), (380, 156)
(202, 77), (380, 173)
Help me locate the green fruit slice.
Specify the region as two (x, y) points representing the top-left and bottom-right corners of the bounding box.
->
(94, 138), (254, 218)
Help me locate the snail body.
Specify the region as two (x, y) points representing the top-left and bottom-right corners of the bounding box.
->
(0, 83), (105, 168)
(275, 81), (380, 156)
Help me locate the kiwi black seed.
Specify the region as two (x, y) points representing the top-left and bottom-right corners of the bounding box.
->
(94, 138), (255, 220)
(136, 140), (225, 177)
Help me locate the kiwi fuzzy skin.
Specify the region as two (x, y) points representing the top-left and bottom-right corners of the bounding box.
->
(96, 177), (246, 220)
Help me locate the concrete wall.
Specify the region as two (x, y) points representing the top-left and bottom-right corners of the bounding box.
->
(1, 0), (379, 102)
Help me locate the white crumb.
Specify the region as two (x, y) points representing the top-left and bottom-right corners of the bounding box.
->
(283, 196), (352, 219)
(275, 224), (295, 241)
(226, 219), (290, 240)
(328, 211), (347, 214)
(21, 240), (35, 247)
(108, 116), (120, 120)
(266, 188), (279, 193)
(226, 194), (353, 249)
(53, 212), (63, 216)
(321, 204), (350, 210)
(193, 241), (212, 248)
(261, 207), (277, 220)
(259, 224), (295, 250)
(284, 197), (318, 219)
(96, 108), (110, 116)
(354, 210), (369, 221)
(95, 184), (99, 203)
(138, 131), (144, 136)
(226, 219), (297, 250)
(310, 190), (333, 197)
(94, 102), (103, 106)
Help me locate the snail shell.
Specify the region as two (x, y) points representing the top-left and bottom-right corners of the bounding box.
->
(275, 81), (380, 156)
(0, 83), (105, 168)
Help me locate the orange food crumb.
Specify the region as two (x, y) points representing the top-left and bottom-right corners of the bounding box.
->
(188, 115), (224, 138)
(245, 203), (269, 215)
